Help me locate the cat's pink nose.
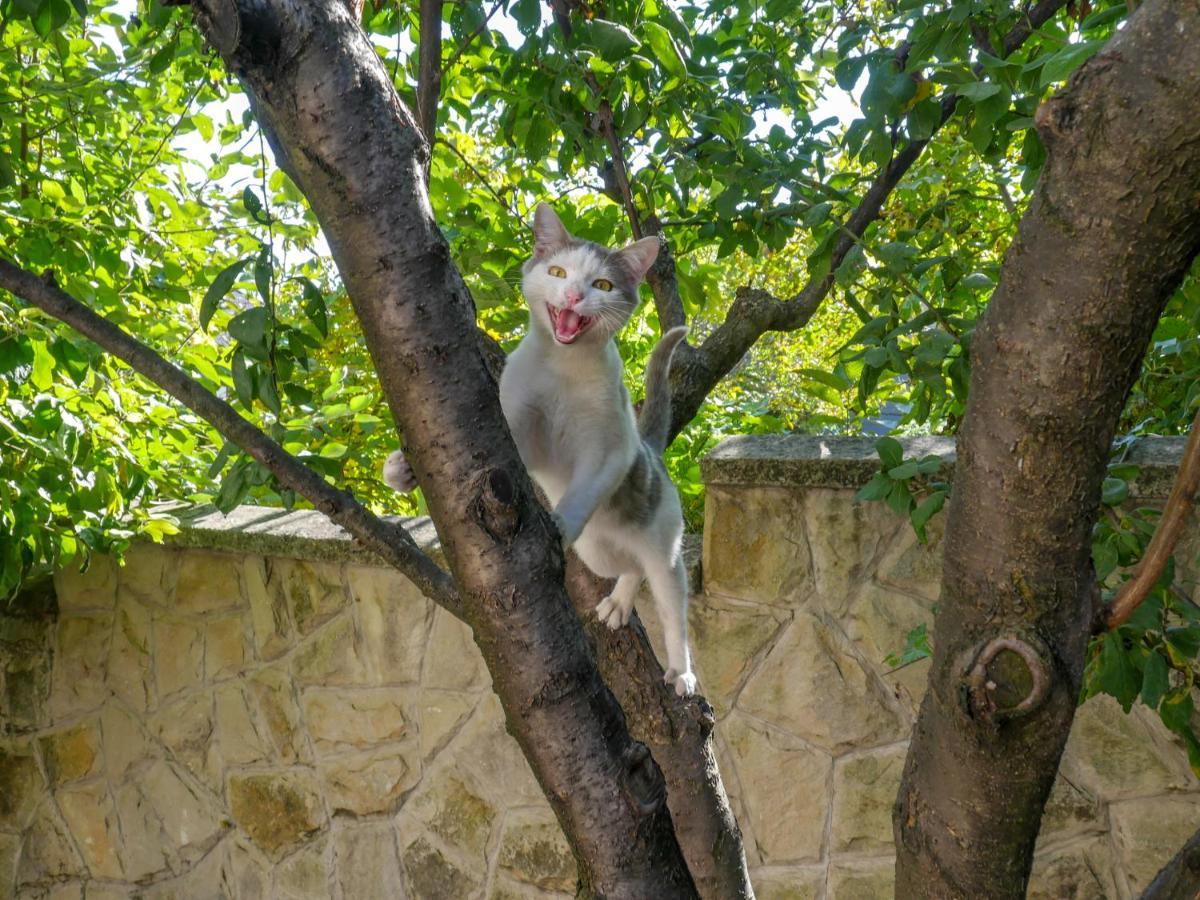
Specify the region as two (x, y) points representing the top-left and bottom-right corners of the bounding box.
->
(564, 291), (583, 307)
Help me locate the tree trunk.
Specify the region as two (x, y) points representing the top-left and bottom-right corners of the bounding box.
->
(893, 3), (1200, 897)
(187, 0), (694, 894)
(1140, 826), (1200, 900)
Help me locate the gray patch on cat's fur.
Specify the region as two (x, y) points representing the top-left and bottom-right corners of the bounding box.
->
(609, 442), (664, 526)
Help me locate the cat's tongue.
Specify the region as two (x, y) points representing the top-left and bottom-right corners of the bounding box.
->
(554, 308), (587, 343)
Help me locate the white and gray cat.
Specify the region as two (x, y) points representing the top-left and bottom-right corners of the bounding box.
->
(383, 203), (696, 696)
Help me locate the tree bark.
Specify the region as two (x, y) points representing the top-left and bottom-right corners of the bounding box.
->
(893, 3), (1200, 897)
(186, 0), (695, 894)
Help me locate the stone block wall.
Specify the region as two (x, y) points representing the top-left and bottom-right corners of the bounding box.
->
(2, 436), (1198, 898)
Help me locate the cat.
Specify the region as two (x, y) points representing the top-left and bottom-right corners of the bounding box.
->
(384, 203), (696, 696)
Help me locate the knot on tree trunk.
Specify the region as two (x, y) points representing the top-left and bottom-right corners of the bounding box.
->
(964, 634), (1051, 722)
(194, 0), (283, 68)
(619, 741), (667, 816)
(470, 466), (523, 542)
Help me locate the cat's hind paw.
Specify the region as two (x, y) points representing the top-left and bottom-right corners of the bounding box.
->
(664, 668), (697, 697)
(383, 450), (418, 493)
(596, 594), (633, 630)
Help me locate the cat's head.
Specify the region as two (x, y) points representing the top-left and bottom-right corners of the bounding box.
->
(521, 203), (659, 346)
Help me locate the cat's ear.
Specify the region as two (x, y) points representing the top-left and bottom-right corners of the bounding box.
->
(613, 236), (660, 284)
(532, 203), (570, 258)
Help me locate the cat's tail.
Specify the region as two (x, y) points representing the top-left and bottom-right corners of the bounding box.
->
(638, 325), (689, 454)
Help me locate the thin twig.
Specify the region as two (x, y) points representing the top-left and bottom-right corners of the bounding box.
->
(1104, 407), (1200, 630)
(0, 258), (462, 617)
(442, 0), (503, 73)
(416, 0), (443, 147)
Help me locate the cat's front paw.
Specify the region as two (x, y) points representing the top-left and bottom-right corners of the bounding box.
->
(596, 594), (633, 630)
(664, 668), (697, 697)
(382, 450), (418, 493)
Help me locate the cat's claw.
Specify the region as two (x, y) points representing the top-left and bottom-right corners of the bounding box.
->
(665, 669), (697, 697)
(596, 594), (633, 630)
(383, 451), (418, 493)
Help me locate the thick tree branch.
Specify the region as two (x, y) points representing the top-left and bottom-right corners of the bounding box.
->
(1104, 407), (1200, 630)
(0, 259), (461, 617)
(186, 0), (696, 893)
(893, 3), (1200, 896)
(1140, 825), (1200, 900)
(416, 0), (443, 147)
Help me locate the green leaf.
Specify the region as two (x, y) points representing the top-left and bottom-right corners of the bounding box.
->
(642, 21), (687, 81)
(1040, 40), (1106, 88)
(875, 436), (904, 470)
(961, 272), (994, 290)
(320, 442), (348, 459)
(1101, 477), (1129, 506)
(888, 461), (920, 480)
(231, 349), (254, 407)
(1096, 631), (1140, 712)
(803, 201), (834, 228)
(1140, 649), (1169, 710)
(228, 307), (270, 354)
(301, 279), (329, 338)
(199, 258), (249, 331)
(834, 56), (867, 92)
(954, 81), (1001, 102)
(583, 19), (641, 60)
(910, 491), (946, 537)
(855, 472), (892, 502)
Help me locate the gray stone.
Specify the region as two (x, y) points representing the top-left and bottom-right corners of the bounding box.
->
(738, 613), (906, 754)
(1059, 695), (1192, 799)
(274, 835), (329, 899)
(107, 595), (154, 711)
(50, 614), (112, 717)
(1110, 795), (1200, 895)
(116, 542), (178, 605)
(101, 701), (156, 783)
(875, 512), (945, 604)
(422, 608), (487, 692)
(350, 564), (434, 684)
(689, 594), (789, 717)
(16, 800), (85, 887)
(401, 836), (480, 899)
(225, 837), (272, 900)
(802, 488), (899, 614)
(151, 692), (221, 792)
(175, 550), (245, 614)
(37, 721), (100, 786)
(215, 683), (272, 767)
(0, 741), (45, 829)
(57, 781), (124, 879)
(702, 434), (956, 490)
(247, 666), (307, 765)
(831, 744), (906, 854)
(722, 712), (831, 864)
(827, 859), (894, 900)
(153, 614), (204, 700)
(332, 823), (405, 900)
(418, 690), (477, 760)
(751, 867), (825, 900)
(272, 559), (348, 637)
(290, 616), (365, 687)
(228, 771), (325, 861)
(242, 556), (293, 662)
(1, 614), (53, 733)
(844, 582), (933, 715)
(448, 695), (544, 807)
(0, 831), (18, 898)
(205, 614), (249, 680)
(53, 554), (118, 611)
(496, 807), (575, 893)
(320, 745), (420, 816)
(408, 772), (497, 863)
(702, 485), (814, 605)
(1038, 773), (1103, 840)
(1027, 839), (1116, 900)
(302, 687), (409, 752)
(131, 760), (225, 872)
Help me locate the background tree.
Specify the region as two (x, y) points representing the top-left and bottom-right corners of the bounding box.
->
(3, 0), (1200, 896)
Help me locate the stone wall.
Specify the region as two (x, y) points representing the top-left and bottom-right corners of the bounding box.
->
(2, 435), (1199, 899)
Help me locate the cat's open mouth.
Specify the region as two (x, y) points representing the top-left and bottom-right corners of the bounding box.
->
(548, 305), (593, 344)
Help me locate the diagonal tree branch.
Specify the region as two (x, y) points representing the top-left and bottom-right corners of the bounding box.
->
(442, 0), (503, 75)
(1102, 406), (1200, 630)
(664, 0), (1067, 440)
(0, 258), (462, 617)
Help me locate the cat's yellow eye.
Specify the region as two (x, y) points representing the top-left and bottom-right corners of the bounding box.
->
(548, 265), (567, 278)
(592, 278), (613, 291)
